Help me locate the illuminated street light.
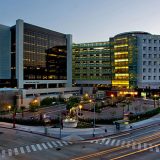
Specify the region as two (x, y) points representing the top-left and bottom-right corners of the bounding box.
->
(89, 99), (96, 137)
(153, 94), (157, 108)
(34, 99), (38, 103)
(79, 104), (82, 116)
(111, 94), (114, 105)
(8, 105), (11, 114)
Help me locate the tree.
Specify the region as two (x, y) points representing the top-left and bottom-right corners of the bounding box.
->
(40, 97), (53, 106)
(29, 99), (39, 112)
(66, 96), (80, 110)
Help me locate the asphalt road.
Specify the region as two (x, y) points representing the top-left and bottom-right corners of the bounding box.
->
(1, 122), (160, 160)
(71, 123), (160, 160)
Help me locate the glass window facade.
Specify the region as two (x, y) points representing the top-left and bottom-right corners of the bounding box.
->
(23, 23), (67, 80)
(72, 42), (111, 87)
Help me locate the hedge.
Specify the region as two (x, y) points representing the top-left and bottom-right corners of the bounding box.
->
(129, 107), (160, 123)
(0, 117), (59, 126)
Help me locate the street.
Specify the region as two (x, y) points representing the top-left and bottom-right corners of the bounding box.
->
(0, 121), (160, 160)
(72, 123), (160, 160)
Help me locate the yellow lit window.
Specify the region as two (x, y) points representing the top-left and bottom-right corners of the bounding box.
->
(115, 59), (128, 62)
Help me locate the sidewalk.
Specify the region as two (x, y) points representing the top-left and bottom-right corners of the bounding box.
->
(0, 115), (160, 141)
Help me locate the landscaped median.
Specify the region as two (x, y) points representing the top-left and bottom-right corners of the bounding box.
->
(129, 107), (160, 123)
(0, 107), (160, 128)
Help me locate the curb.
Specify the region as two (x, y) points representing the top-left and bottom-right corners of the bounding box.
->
(0, 121), (160, 143)
(82, 121), (160, 142)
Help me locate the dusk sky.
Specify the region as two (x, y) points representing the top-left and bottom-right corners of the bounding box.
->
(0, 0), (160, 43)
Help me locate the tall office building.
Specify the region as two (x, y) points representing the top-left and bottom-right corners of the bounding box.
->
(0, 19), (72, 89)
(73, 32), (160, 90)
(72, 42), (111, 88)
(110, 32), (138, 89)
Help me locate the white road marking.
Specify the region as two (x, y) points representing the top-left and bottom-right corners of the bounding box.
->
(20, 147), (25, 154)
(122, 129), (158, 141)
(149, 144), (154, 151)
(31, 145), (37, 151)
(41, 143), (48, 149)
(1, 150), (5, 158)
(132, 142), (136, 150)
(105, 138), (111, 145)
(126, 141), (131, 148)
(110, 139), (116, 146)
(46, 142), (53, 148)
(143, 143), (148, 149)
(115, 140), (121, 146)
(137, 143), (141, 150)
(51, 141), (58, 147)
(100, 138), (107, 144)
(155, 146), (160, 152)
(8, 149), (12, 156)
(26, 146), (31, 153)
(56, 141), (63, 147)
(14, 148), (19, 155)
(36, 144), (43, 151)
(62, 141), (68, 145)
(121, 141), (126, 147)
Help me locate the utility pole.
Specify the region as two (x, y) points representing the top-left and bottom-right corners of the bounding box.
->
(59, 112), (62, 139)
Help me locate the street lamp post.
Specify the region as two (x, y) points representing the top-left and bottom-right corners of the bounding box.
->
(89, 99), (96, 137)
(93, 102), (95, 137)
(111, 94), (114, 105)
(79, 104), (82, 116)
(153, 95), (157, 108)
(8, 105), (11, 114)
(59, 112), (62, 139)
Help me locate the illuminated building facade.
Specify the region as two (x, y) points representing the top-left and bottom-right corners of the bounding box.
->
(0, 19), (72, 89)
(73, 32), (160, 90)
(72, 42), (111, 88)
(111, 32), (138, 89)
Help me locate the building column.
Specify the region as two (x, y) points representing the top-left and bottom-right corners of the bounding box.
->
(16, 19), (24, 89)
(66, 34), (72, 87)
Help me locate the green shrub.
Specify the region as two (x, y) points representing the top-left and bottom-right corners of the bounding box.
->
(129, 107), (160, 123)
(40, 97), (53, 106)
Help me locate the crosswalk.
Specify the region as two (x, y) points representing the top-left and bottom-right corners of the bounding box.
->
(0, 140), (71, 158)
(90, 138), (160, 153)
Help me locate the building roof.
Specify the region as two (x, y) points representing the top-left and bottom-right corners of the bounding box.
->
(114, 31), (151, 37)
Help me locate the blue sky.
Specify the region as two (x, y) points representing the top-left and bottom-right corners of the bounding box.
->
(0, 0), (160, 43)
